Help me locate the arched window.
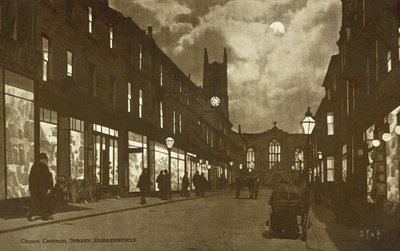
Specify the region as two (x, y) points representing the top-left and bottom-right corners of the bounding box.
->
(268, 139), (281, 169)
(294, 147), (304, 170)
(247, 147), (255, 169)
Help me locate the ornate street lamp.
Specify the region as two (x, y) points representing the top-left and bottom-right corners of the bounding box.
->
(165, 137), (174, 200)
(300, 107), (316, 184)
(300, 107), (316, 135)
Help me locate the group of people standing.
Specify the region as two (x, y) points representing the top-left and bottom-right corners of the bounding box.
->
(235, 175), (260, 199)
(192, 171), (209, 197)
(155, 170), (172, 200)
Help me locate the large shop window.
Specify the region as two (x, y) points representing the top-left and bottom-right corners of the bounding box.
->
(365, 125), (375, 203)
(385, 106), (400, 203)
(187, 153), (198, 190)
(70, 118), (84, 180)
(39, 108), (57, 184)
(3, 70), (34, 199)
(128, 132), (147, 192)
(171, 148), (185, 191)
(93, 124), (119, 185)
(152, 142), (168, 191)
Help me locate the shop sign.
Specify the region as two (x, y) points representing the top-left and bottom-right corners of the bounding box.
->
(0, 37), (38, 74)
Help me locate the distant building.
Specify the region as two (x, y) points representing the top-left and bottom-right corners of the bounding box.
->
(242, 123), (306, 185)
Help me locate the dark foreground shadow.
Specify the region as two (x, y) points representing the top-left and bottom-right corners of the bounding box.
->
(310, 197), (400, 251)
(0, 200), (90, 220)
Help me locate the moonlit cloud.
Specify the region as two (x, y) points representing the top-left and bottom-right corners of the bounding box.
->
(110, 0), (341, 133)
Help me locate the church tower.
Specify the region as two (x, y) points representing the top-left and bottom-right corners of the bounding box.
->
(203, 48), (229, 119)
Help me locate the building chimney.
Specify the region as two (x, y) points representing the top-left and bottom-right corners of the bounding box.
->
(204, 48), (209, 64)
(147, 26), (153, 39)
(238, 124), (241, 134)
(188, 73), (191, 79)
(223, 47), (227, 63)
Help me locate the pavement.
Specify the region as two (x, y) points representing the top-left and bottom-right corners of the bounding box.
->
(0, 191), (227, 235)
(306, 193), (400, 251)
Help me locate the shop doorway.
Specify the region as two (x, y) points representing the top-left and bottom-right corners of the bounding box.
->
(94, 134), (119, 186)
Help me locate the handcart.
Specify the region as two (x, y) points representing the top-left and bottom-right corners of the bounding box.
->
(267, 183), (310, 240)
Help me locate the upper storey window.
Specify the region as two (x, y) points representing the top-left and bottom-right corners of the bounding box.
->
(88, 6), (93, 33)
(109, 24), (114, 48)
(67, 50), (73, 77)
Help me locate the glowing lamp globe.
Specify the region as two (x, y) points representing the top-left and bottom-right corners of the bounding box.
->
(395, 125), (400, 135)
(382, 133), (393, 142)
(165, 137), (175, 149)
(372, 139), (381, 147)
(300, 107), (315, 135)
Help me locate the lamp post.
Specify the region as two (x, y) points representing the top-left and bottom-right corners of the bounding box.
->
(300, 107), (316, 184)
(165, 137), (174, 200)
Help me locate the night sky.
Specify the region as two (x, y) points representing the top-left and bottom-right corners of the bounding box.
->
(109, 0), (342, 133)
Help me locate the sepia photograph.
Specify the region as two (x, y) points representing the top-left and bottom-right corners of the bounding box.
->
(0, 0), (399, 250)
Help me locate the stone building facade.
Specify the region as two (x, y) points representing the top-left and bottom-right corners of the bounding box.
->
(0, 0), (245, 201)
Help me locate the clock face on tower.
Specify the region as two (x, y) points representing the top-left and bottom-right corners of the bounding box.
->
(210, 96), (221, 107)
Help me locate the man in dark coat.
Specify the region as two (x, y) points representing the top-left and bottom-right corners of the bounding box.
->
(193, 171), (200, 196)
(27, 153), (53, 221)
(137, 169), (150, 205)
(180, 172), (190, 197)
(163, 170), (171, 200)
(199, 173), (207, 197)
(156, 170), (165, 200)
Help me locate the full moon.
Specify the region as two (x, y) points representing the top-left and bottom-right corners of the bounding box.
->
(270, 21), (285, 33)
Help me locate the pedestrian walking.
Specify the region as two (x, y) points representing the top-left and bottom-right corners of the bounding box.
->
(163, 170), (171, 200)
(180, 172), (190, 197)
(254, 178), (260, 199)
(156, 170), (165, 200)
(248, 176), (256, 199)
(193, 171), (200, 196)
(199, 173), (207, 197)
(219, 175), (227, 191)
(27, 153), (54, 221)
(235, 176), (241, 199)
(137, 169), (150, 205)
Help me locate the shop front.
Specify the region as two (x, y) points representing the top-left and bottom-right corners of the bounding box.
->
(128, 132), (147, 192)
(364, 106), (400, 208)
(0, 69), (35, 200)
(93, 124), (119, 189)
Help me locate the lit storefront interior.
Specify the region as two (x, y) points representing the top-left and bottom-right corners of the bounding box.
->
(93, 124), (119, 186)
(70, 118), (85, 180)
(186, 153), (199, 189)
(150, 142), (168, 191)
(39, 108), (57, 184)
(1, 70), (35, 199)
(170, 148), (185, 191)
(364, 106), (400, 205)
(128, 132), (147, 192)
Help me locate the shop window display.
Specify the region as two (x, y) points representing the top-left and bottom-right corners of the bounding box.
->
(4, 70), (34, 199)
(128, 132), (147, 192)
(40, 108), (57, 185)
(109, 139), (118, 185)
(70, 118), (84, 180)
(365, 125), (375, 203)
(385, 107), (400, 203)
(153, 143), (168, 191)
(171, 148), (185, 191)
